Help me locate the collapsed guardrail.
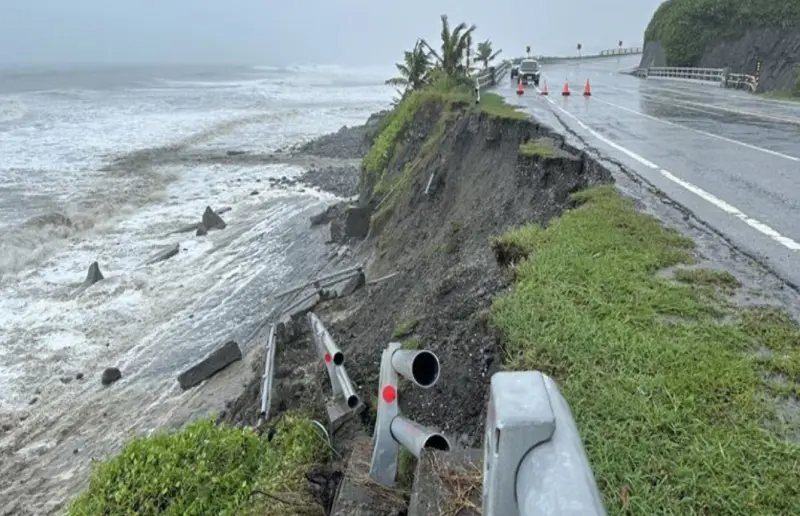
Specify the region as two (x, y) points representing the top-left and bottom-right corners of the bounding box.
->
(308, 312), (362, 422)
(631, 66), (759, 93)
(369, 341), (450, 485)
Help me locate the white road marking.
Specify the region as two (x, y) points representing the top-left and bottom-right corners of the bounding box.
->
(531, 86), (800, 251)
(592, 97), (800, 162)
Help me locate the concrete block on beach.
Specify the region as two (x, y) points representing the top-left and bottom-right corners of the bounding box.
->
(177, 340), (242, 390)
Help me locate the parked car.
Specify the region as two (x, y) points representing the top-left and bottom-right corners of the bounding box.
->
(518, 59), (541, 86)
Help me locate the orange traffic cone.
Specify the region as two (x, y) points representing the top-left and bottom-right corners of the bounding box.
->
(562, 80), (571, 96)
(583, 78), (592, 97)
(541, 80), (549, 95)
(516, 78), (524, 96)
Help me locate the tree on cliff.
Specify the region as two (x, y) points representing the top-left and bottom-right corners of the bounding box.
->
(421, 14), (477, 81)
(386, 39), (431, 94)
(476, 40), (502, 69)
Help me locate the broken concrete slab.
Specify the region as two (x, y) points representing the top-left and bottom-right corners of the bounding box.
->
(83, 261), (104, 287)
(146, 243), (180, 265)
(408, 448), (483, 516)
(329, 219), (344, 243)
(177, 340), (242, 390)
(202, 206), (227, 230)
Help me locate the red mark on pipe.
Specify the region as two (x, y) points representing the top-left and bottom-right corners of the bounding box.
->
(324, 353), (332, 363)
(382, 385), (397, 403)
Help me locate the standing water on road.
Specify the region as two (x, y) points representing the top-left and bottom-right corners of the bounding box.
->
(0, 63), (393, 514)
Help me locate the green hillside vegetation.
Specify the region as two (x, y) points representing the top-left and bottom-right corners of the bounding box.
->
(645, 0), (800, 66)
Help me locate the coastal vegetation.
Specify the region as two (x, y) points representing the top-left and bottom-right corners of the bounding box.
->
(491, 186), (800, 513)
(644, 0), (800, 66)
(68, 415), (327, 516)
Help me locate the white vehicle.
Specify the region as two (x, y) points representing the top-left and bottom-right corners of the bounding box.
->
(518, 59), (541, 86)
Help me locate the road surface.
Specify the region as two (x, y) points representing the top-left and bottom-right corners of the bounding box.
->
(496, 55), (800, 286)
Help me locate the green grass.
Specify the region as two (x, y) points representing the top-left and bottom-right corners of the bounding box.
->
(645, 0), (800, 66)
(67, 414), (327, 516)
(519, 140), (554, 158)
(479, 92), (527, 120)
(394, 319), (419, 339)
(401, 338), (424, 350)
(491, 185), (800, 514)
(673, 267), (741, 289)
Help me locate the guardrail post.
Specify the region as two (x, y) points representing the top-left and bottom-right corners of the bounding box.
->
(369, 341), (450, 486)
(721, 67), (731, 88)
(307, 312), (361, 425)
(258, 323), (278, 425)
(483, 371), (606, 516)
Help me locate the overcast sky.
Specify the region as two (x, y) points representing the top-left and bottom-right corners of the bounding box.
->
(0, 0), (665, 66)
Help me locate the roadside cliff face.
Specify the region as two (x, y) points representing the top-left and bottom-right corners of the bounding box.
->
(643, 0), (800, 92)
(697, 28), (800, 93)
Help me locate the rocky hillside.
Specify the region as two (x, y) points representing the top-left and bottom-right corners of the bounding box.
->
(643, 0), (800, 92)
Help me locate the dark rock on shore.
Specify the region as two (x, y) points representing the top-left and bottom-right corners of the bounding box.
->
(202, 206), (227, 230)
(177, 340), (242, 390)
(196, 224), (208, 236)
(83, 261), (104, 287)
(310, 203), (347, 226)
(101, 367), (122, 386)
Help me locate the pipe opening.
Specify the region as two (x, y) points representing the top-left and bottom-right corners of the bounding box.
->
(332, 351), (344, 366)
(423, 434), (451, 452)
(347, 394), (360, 409)
(411, 351), (440, 387)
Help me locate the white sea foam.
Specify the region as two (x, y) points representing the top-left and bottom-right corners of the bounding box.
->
(0, 63), (393, 513)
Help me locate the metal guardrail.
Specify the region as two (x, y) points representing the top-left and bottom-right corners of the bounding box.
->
(631, 66), (758, 93)
(483, 371), (606, 516)
(474, 60), (513, 91)
(308, 312), (362, 413)
(598, 46), (642, 57)
(369, 341), (450, 486)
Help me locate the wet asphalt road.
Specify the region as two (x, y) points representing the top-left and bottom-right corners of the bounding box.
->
(496, 55), (800, 286)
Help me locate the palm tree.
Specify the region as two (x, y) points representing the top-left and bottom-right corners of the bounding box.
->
(421, 14), (477, 80)
(476, 39), (502, 69)
(385, 39), (431, 93)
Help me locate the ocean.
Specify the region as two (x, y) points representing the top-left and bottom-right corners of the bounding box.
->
(0, 62), (394, 513)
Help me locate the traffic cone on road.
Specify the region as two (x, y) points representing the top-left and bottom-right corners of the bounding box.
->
(583, 78), (592, 96)
(541, 80), (549, 95)
(562, 80), (571, 96)
(516, 78), (524, 96)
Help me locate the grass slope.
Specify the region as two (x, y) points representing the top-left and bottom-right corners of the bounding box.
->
(68, 415), (327, 516)
(492, 186), (800, 514)
(645, 0), (800, 66)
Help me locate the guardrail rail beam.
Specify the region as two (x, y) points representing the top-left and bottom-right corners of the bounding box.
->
(483, 371), (606, 516)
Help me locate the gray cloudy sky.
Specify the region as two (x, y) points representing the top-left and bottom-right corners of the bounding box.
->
(0, 1), (665, 66)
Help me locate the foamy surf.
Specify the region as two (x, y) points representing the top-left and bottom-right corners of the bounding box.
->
(0, 63), (392, 514)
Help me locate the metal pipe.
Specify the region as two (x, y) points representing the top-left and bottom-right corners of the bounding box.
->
(390, 348), (440, 388)
(259, 324), (277, 419)
(307, 312), (344, 366)
(335, 366), (360, 409)
(274, 265), (362, 299)
(390, 415), (451, 459)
